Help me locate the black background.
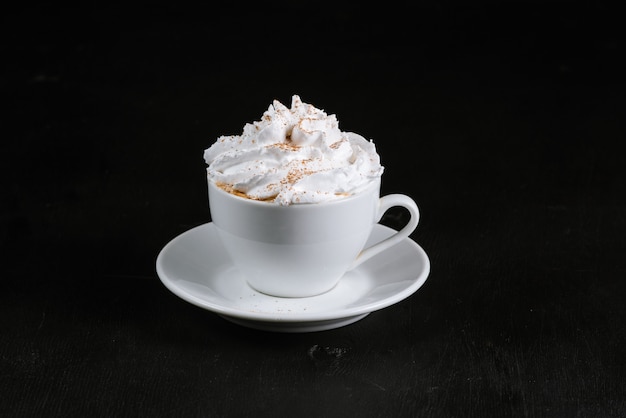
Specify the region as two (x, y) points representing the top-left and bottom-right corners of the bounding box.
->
(2, 2), (625, 417)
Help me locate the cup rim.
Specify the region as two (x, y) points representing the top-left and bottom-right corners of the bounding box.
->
(208, 177), (381, 207)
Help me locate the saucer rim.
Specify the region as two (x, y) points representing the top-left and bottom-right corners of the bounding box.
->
(156, 222), (430, 324)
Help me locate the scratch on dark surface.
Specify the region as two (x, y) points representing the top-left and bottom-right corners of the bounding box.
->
(37, 310), (46, 331)
(514, 349), (529, 417)
(366, 379), (387, 391)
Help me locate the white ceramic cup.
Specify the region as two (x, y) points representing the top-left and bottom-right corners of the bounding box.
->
(208, 178), (419, 298)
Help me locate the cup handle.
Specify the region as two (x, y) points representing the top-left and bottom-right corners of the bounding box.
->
(349, 194), (420, 269)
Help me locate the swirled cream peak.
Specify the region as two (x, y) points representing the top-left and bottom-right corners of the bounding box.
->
(204, 95), (384, 205)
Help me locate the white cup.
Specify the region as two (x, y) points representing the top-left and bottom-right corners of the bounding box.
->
(208, 178), (419, 298)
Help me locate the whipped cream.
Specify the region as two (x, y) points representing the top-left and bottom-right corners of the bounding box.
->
(204, 95), (384, 205)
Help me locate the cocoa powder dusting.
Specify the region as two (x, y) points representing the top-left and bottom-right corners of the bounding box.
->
(215, 182), (277, 202)
(267, 142), (300, 151)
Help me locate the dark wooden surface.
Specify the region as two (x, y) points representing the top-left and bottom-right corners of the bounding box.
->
(2, 2), (625, 417)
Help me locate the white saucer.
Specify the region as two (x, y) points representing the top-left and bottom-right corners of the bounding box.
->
(156, 222), (430, 333)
